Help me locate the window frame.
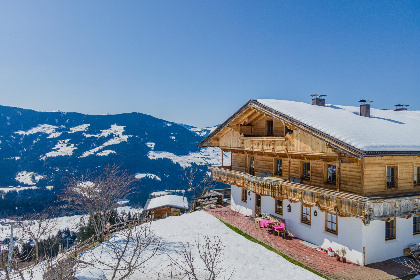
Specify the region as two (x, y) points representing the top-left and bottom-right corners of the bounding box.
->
(266, 120), (274, 136)
(415, 166), (420, 186)
(325, 212), (338, 235)
(301, 205), (311, 225)
(327, 164), (337, 184)
(275, 159), (283, 176)
(385, 219), (396, 240)
(241, 188), (247, 202)
(414, 216), (420, 235)
(275, 200), (283, 215)
(249, 156), (255, 176)
(386, 166), (398, 189)
(302, 162), (311, 180)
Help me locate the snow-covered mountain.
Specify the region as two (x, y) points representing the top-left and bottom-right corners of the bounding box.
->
(0, 105), (226, 217)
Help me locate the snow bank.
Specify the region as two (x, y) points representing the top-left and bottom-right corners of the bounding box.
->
(41, 139), (77, 160)
(0, 185), (38, 193)
(96, 150), (116, 156)
(135, 173), (161, 181)
(15, 124), (58, 136)
(15, 171), (45, 185)
(189, 126), (218, 137)
(47, 132), (62, 138)
(81, 124), (130, 157)
(148, 147), (228, 168)
(70, 124), (90, 133)
(75, 267), (106, 280)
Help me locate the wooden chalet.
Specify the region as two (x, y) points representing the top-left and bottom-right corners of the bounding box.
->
(199, 97), (420, 265)
(144, 195), (189, 220)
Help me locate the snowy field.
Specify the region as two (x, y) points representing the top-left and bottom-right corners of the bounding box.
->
(0, 214), (85, 242)
(0, 207), (142, 242)
(1, 211), (321, 279)
(76, 211), (322, 280)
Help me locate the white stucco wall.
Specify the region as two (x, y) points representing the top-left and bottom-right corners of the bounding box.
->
(363, 217), (420, 264)
(274, 199), (364, 265)
(229, 184), (420, 265)
(230, 185), (253, 216)
(230, 186), (364, 264)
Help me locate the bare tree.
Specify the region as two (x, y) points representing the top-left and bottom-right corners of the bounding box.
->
(16, 209), (57, 264)
(169, 235), (234, 280)
(184, 166), (214, 211)
(62, 165), (135, 242)
(0, 247), (11, 280)
(80, 223), (161, 280)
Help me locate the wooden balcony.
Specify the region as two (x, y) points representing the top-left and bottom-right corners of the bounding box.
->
(241, 137), (286, 153)
(210, 166), (420, 224)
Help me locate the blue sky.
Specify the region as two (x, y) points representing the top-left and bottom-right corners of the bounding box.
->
(0, 1), (419, 127)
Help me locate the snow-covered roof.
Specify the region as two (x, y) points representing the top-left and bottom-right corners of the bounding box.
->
(257, 99), (420, 153)
(144, 195), (189, 211)
(199, 99), (420, 156)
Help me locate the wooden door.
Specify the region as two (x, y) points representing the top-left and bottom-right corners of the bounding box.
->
(255, 193), (261, 216)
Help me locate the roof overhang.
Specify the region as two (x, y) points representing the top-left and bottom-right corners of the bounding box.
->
(198, 100), (420, 158)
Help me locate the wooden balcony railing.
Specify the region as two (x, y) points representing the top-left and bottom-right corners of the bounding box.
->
(210, 166), (420, 224)
(241, 137), (286, 153)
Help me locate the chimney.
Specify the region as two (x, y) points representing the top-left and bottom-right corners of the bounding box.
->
(394, 104), (409, 111)
(311, 94), (326, 106)
(358, 99), (372, 118)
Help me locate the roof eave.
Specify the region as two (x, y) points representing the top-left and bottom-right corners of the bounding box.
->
(364, 151), (420, 156)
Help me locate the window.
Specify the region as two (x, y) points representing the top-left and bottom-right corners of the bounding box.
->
(385, 219), (396, 240)
(301, 205), (311, 225)
(302, 162), (311, 180)
(325, 213), (337, 234)
(249, 156), (255, 176)
(327, 165), (336, 184)
(241, 188), (247, 202)
(266, 120), (274, 136)
(275, 200), (283, 215)
(415, 167), (420, 186)
(275, 159), (282, 176)
(386, 166), (397, 189)
(414, 216), (420, 234)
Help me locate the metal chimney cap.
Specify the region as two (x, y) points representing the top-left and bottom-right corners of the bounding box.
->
(358, 99), (373, 104)
(394, 104), (409, 111)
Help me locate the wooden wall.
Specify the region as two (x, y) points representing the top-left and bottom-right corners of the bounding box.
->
(363, 156), (420, 196)
(230, 152), (364, 194)
(232, 153), (246, 172)
(217, 109), (335, 154)
(152, 207), (182, 219)
(341, 161), (363, 194)
(219, 128), (242, 148)
(251, 117), (285, 137)
(287, 129), (335, 154)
